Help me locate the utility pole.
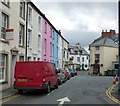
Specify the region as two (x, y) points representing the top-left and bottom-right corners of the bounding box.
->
(118, 0), (120, 91)
(25, 1), (28, 61)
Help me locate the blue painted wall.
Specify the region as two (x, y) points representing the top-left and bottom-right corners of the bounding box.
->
(52, 29), (58, 68)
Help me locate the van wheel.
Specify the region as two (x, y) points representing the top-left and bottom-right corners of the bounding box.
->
(18, 89), (23, 94)
(46, 84), (51, 93)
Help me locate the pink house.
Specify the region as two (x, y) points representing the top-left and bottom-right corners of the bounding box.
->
(42, 17), (52, 62)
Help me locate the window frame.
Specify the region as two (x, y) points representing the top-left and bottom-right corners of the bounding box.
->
(19, 23), (25, 46)
(0, 54), (7, 83)
(20, 0), (25, 19)
(2, 0), (10, 7)
(27, 28), (32, 48)
(1, 12), (9, 39)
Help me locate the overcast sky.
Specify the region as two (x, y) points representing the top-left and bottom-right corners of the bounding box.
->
(31, 0), (118, 50)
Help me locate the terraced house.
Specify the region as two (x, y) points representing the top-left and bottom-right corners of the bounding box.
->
(0, 0), (69, 90)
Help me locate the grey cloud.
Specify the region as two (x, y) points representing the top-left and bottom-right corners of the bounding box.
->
(33, 1), (117, 47)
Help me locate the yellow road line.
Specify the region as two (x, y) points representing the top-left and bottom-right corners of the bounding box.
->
(106, 82), (120, 104)
(0, 94), (20, 104)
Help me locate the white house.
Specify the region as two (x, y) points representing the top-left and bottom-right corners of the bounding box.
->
(68, 43), (90, 70)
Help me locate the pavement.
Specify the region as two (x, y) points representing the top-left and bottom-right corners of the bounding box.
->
(111, 83), (120, 101)
(0, 86), (18, 100)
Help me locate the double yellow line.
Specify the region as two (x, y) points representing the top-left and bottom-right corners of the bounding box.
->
(0, 93), (20, 104)
(106, 82), (120, 104)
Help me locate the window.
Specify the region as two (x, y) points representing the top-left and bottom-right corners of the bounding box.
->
(19, 23), (24, 46)
(28, 7), (32, 24)
(52, 30), (54, 40)
(63, 51), (65, 58)
(45, 22), (47, 33)
(96, 46), (99, 50)
(0, 54), (8, 82)
(50, 28), (52, 37)
(44, 39), (47, 55)
(50, 42), (52, 57)
(77, 57), (80, 62)
(33, 57), (36, 61)
(52, 44), (54, 57)
(38, 34), (41, 50)
(2, 0), (9, 6)
(20, 0), (25, 18)
(67, 52), (68, 59)
(19, 56), (24, 61)
(38, 16), (41, 31)
(82, 57), (84, 62)
(1, 13), (9, 39)
(27, 57), (31, 61)
(27, 29), (32, 47)
(95, 54), (100, 63)
(87, 56), (88, 60)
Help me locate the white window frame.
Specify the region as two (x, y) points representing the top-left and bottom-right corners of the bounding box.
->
(2, 0), (9, 6)
(20, 0), (25, 18)
(38, 34), (41, 50)
(0, 54), (7, 82)
(1, 13), (9, 39)
(38, 16), (42, 31)
(19, 23), (24, 46)
(28, 6), (32, 24)
(27, 29), (32, 48)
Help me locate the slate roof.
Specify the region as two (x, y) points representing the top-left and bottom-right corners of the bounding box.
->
(68, 45), (89, 55)
(90, 34), (118, 48)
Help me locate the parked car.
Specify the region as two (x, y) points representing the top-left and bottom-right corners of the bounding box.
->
(68, 69), (75, 77)
(73, 69), (77, 75)
(56, 68), (66, 85)
(14, 61), (58, 94)
(63, 69), (70, 80)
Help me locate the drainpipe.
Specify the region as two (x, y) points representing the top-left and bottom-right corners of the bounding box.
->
(118, 0), (120, 91)
(25, 1), (28, 61)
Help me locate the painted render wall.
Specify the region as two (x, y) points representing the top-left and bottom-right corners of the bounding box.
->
(90, 46), (118, 75)
(52, 29), (58, 68)
(27, 4), (42, 61)
(58, 35), (63, 68)
(0, 1), (27, 89)
(42, 18), (52, 62)
(103, 46), (118, 74)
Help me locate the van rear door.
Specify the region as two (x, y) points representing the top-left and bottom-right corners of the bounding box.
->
(15, 62), (45, 88)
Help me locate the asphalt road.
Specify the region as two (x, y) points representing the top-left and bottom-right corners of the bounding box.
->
(3, 71), (117, 105)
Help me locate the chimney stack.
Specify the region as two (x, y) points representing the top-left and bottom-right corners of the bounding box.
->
(59, 30), (61, 35)
(101, 29), (115, 38)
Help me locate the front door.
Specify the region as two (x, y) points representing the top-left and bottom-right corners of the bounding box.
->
(11, 55), (17, 85)
(93, 64), (100, 75)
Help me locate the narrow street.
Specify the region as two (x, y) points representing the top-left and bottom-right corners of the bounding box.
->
(3, 71), (116, 105)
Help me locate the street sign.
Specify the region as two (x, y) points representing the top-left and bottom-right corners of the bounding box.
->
(6, 29), (14, 40)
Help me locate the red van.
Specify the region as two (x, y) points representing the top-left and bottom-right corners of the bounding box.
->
(14, 61), (58, 94)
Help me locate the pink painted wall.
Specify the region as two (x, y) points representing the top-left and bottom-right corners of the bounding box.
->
(42, 18), (52, 62)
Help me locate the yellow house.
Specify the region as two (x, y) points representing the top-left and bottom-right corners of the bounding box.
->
(89, 31), (118, 76)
